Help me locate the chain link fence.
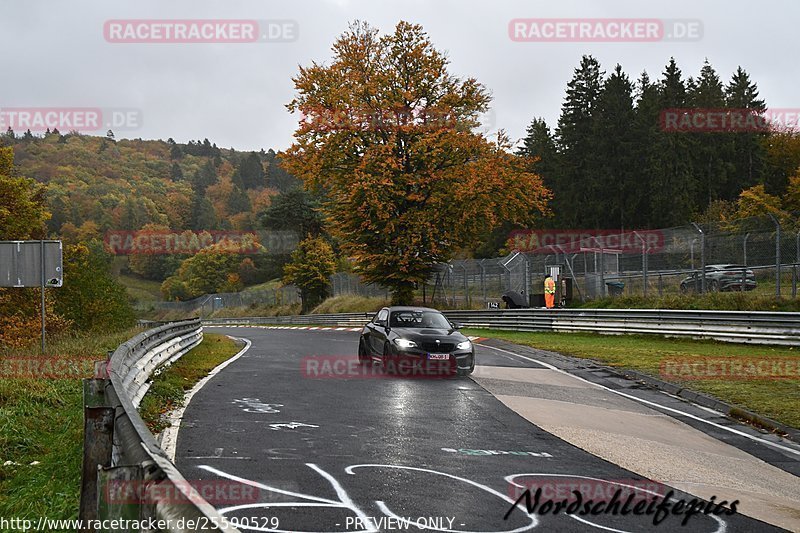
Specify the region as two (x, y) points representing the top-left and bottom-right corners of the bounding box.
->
(420, 214), (800, 308)
(140, 215), (800, 312)
(140, 286), (301, 315)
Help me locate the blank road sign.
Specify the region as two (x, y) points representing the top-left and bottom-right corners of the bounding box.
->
(0, 240), (63, 288)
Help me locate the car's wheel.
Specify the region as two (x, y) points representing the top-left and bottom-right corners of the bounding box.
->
(357, 337), (369, 364)
(456, 356), (475, 377)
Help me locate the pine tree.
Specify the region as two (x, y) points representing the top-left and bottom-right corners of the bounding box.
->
(201, 138), (213, 156)
(648, 58), (696, 226)
(554, 55), (604, 228)
(688, 59), (732, 207)
(260, 188), (323, 236)
(238, 152), (265, 189)
(590, 64), (636, 228)
(227, 185), (252, 214)
(629, 71), (659, 227)
(725, 67), (767, 193)
(191, 192), (218, 230)
(191, 160), (218, 193)
(517, 118), (556, 181)
(265, 149), (300, 192)
(170, 162), (183, 182)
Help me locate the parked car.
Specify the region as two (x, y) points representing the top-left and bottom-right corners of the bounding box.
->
(358, 306), (475, 376)
(679, 264), (756, 293)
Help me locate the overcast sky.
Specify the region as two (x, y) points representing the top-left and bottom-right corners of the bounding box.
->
(3, 0), (796, 152)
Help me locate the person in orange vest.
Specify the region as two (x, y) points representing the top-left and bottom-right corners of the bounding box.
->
(544, 275), (556, 308)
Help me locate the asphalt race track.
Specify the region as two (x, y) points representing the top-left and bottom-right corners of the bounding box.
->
(175, 327), (782, 532)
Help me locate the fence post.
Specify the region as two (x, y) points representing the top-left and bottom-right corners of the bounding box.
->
(796, 231), (800, 265)
(479, 259), (486, 305)
(461, 264), (469, 308)
(743, 233), (750, 266)
(634, 231), (647, 297)
(768, 214), (781, 298)
(691, 223), (706, 293)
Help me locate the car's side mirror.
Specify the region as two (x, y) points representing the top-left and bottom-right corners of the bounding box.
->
(451, 322), (462, 330)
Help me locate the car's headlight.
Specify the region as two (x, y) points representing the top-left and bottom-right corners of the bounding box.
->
(393, 338), (417, 349)
(457, 340), (472, 350)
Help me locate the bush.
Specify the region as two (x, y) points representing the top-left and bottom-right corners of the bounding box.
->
(54, 242), (135, 331)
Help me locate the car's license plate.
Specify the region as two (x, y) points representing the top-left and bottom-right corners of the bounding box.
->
(428, 353), (449, 360)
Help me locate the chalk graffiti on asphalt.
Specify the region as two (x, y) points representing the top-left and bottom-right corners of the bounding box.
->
(196, 464), (728, 533)
(269, 422), (320, 431)
(232, 398), (283, 414)
(441, 448), (553, 457)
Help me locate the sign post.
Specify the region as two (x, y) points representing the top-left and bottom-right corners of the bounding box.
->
(0, 240), (63, 353)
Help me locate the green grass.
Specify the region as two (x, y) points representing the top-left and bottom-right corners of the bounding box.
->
(463, 328), (800, 430)
(310, 295), (388, 314)
(241, 279), (282, 293)
(117, 273), (164, 303)
(139, 334), (241, 434)
(578, 292), (800, 312)
(0, 327), (143, 526)
(0, 330), (239, 527)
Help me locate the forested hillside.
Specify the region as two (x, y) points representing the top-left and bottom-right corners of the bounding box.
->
(2, 54), (799, 308)
(3, 131), (298, 237)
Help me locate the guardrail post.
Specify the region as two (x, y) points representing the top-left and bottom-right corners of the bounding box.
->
(80, 379), (115, 526)
(97, 465), (145, 531)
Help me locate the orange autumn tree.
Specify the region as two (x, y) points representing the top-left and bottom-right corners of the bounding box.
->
(283, 21), (551, 304)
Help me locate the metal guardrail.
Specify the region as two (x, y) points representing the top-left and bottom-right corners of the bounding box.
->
(80, 318), (240, 532)
(203, 313), (374, 328)
(203, 309), (800, 346)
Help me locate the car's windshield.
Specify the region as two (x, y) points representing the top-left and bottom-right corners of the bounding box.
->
(389, 310), (452, 329)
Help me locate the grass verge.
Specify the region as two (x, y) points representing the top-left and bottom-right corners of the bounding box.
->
(463, 328), (800, 429)
(117, 273), (164, 303)
(139, 334), (241, 434)
(310, 295), (387, 314)
(577, 292), (800, 312)
(0, 328), (143, 524)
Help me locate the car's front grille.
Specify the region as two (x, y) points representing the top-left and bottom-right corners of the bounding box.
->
(421, 342), (455, 352)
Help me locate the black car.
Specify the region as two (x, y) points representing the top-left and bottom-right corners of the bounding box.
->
(358, 306), (475, 376)
(679, 264), (756, 293)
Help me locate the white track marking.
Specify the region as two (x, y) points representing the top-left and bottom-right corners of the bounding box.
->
(477, 343), (800, 458)
(161, 336), (251, 461)
(345, 464), (538, 532)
